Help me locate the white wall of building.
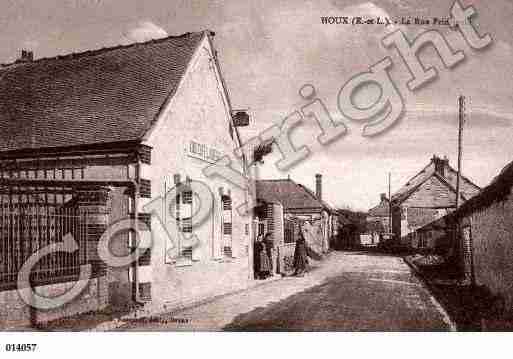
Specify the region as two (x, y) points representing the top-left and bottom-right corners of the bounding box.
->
(140, 34), (253, 311)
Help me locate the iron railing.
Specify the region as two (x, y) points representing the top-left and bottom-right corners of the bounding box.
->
(0, 191), (89, 290)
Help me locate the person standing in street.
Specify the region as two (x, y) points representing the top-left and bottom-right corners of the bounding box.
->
(293, 227), (308, 277)
(263, 233), (275, 276)
(254, 234), (272, 279)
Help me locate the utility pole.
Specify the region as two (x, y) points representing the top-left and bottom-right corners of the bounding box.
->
(388, 172), (392, 239)
(455, 95), (474, 285)
(455, 95), (465, 209)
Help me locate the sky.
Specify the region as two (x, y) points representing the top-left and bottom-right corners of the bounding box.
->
(1, 0), (512, 210)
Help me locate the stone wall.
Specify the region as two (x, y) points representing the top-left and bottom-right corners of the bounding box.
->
(0, 274), (108, 329)
(465, 189), (513, 308)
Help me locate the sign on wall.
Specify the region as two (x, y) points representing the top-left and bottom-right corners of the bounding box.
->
(186, 140), (222, 164)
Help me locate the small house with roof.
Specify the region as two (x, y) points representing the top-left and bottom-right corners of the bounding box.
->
(390, 155), (480, 249)
(255, 174), (336, 257)
(406, 157), (513, 316)
(367, 193), (391, 244)
(0, 30), (253, 328)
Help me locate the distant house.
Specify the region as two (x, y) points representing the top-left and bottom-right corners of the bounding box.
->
(408, 157), (513, 313)
(367, 193), (391, 244)
(336, 208), (367, 249)
(256, 174), (336, 253)
(0, 31), (252, 328)
(391, 155), (480, 249)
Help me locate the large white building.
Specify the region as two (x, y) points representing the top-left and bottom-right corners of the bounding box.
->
(0, 30), (254, 327)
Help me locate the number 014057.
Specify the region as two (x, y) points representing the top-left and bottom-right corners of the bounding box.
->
(5, 344), (37, 352)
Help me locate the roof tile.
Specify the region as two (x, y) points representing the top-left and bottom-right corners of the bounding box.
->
(256, 179), (333, 212)
(0, 32), (205, 151)
(391, 156), (480, 204)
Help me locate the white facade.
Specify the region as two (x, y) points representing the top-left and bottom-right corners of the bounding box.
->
(137, 34), (253, 312)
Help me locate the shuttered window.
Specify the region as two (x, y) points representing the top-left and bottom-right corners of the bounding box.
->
(223, 222), (232, 235)
(222, 195), (232, 257)
(139, 282), (152, 301)
(183, 191), (193, 204)
(222, 196), (232, 210)
(223, 246), (232, 257)
(258, 223), (265, 236)
(182, 217), (192, 233)
(175, 190), (194, 260)
(176, 191), (193, 233)
(181, 246), (193, 260)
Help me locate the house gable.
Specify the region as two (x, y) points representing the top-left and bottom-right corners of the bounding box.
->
(392, 155), (481, 207)
(138, 31), (248, 266)
(401, 175), (457, 208)
(444, 165), (481, 200)
(142, 32), (242, 153)
(368, 198), (390, 217)
(142, 33), (242, 176)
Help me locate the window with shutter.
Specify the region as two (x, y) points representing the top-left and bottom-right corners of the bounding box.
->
(181, 246), (193, 260)
(182, 190), (193, 233)
(182, 217), (192, 233)
(183, 191), (193, 204)
(175, 193), (180, 224)
(223, 222), (232, 235)
(222, 195), (232, 257)
(175, 190), (194, 261)
(139, 282), (152, 301)
(223, 246), (232, 257)
(258, 223), (265, 236)
(222, 196), (232, 210)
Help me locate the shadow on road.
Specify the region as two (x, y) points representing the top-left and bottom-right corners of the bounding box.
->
(339, 250), (403, 258)
(224, 278), (339, 332)
(224, 270), (448, 332)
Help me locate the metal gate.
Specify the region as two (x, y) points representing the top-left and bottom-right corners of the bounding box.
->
(0, 185), (89, 290)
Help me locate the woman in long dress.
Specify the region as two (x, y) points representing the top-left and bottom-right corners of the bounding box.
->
(293, 227), (308, 277)
(263, 233), (275, 276)
(254, 235), (272, 279)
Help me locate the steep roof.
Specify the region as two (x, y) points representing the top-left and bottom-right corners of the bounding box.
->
(391, 155), (480, 205)
(0, 31), (205, 152)
(256, 179), (333, 212)
(457, 159), (513, 216)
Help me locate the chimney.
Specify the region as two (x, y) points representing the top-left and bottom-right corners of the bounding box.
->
(17, 49), (34, 63)
(433, 154), (448, 177)
(173, 173), (181, 185)
(380, 193), (387, 202)
(315, 174), (322, 200)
